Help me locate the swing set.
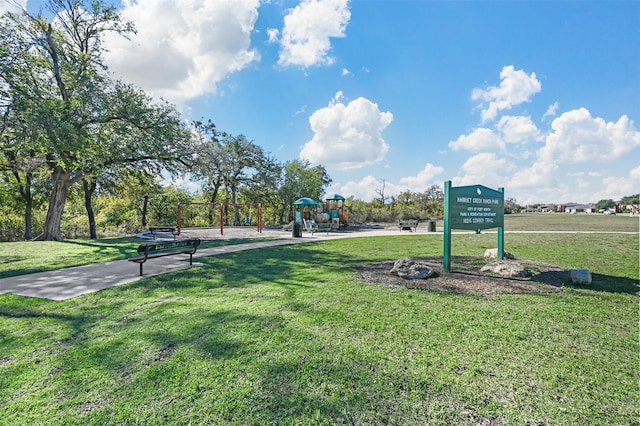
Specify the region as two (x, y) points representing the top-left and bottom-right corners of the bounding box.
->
(177, 202), (262, 236)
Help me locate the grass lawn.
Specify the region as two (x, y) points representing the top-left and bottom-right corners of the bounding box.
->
(502, 212), (639, 232)
(0, 217), (638, 424)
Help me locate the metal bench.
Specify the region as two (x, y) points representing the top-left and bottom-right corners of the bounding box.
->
(397, 220), (419, 232)
(310, 222), (333, 235)
(129, 238), (200, 276)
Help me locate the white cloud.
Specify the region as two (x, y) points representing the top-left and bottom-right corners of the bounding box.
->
(277, 0), (351, 67)
(539, 108), (640, 164)
(333, 176), (384, 202)
(595, 175), (640, 202)
(331, 90), (344, 103)
(398, 163), (445, 191)
(341, 68), (351, 76)
(329, 163), (445, 202)
(449, 128), (504, 153)
(509, 161), (559, 190)
(496, 115), (542, 143)
(506, 110), (640, 204)
(267, 28), (279, 43)
(472, 65), (542, 122)
(453, 153), (514, 188)
(542, 102), (559, 121)
(292, 105), (307, 117)
(300, 95), (393, 170)
(103, 0), (260, 104)
(445, 66), (638, 205)
(596, 166), (640, 202)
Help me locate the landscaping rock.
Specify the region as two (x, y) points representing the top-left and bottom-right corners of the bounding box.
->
(390, 257), (439, 280)
(480, 261), (532, 278)
(483, 248), (515, 259)
(570, 269), (592, 285)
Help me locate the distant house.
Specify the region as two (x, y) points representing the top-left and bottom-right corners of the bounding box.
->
(558, 203), (596, 213)
(616, 203), (639, 214)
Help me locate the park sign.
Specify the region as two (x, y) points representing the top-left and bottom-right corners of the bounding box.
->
(446, 183), (504, 231)
(443, 181), (505, 272)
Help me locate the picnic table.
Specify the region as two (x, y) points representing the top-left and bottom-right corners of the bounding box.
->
(149, 226), (179, 239)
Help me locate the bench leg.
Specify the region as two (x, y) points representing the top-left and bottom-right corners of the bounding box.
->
(139, 263), (143, 276)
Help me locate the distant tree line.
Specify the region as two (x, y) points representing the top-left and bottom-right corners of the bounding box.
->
(348, 185), (445, 224)
(595, 194), (639, 212)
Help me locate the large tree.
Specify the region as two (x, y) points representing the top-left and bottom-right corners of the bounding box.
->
(193, 125), (281, 225)
(0, 101), (50, 239)
(1, 1), (193, 240)
(192, 120), (225, 224)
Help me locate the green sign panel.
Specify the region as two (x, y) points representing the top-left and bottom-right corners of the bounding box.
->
(447, 184), (504, 231)
(443, 182), (505, 272)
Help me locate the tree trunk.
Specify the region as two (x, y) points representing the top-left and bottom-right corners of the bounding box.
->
(208, 189), (219, 225)
(83, 179), (97, 239)
(142, 195), (149, 227)
(23, 171), (33, 240)
(231, 189), (241, 226)
(15, 169), (34, 240)
(43, 167), (74, 241)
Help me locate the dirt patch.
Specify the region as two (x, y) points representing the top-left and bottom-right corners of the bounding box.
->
(356, 256), (568, 296)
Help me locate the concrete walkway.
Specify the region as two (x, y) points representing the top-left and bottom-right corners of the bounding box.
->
(0, 230), (412, 301)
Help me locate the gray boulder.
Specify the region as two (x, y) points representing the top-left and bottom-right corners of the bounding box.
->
(480, 261), (532, 278)
(570, 269), (592, 285)
(390, 257), (439, 280)
(483, 248), (515, 259)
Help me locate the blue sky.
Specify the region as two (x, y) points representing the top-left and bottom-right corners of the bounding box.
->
(9, 0), (640, 204)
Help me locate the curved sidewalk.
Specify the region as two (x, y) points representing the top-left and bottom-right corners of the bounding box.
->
(0, 230), (412, 301)
(0, 238), (314, 301)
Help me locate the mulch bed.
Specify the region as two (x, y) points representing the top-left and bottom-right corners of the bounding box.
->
(356, 256), (569, 296)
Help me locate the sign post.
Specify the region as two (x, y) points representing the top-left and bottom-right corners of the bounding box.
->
(443, 181), (504, 272)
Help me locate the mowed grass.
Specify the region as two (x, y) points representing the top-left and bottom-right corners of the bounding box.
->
(503, 212), (638, 232)
(0, 216), (638, 424)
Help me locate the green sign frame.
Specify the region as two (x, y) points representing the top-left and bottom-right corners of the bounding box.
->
(443, 181), (505, 272)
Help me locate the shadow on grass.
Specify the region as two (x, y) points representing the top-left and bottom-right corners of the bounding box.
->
(413, 255), (638, 296)
(0, 305), (91, 326)
(529, 271), (638, 295)
(570, 273), (638, 295)
(124, 242), (359, 294)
